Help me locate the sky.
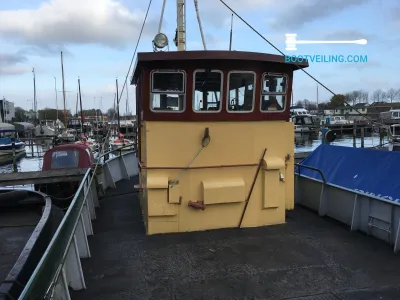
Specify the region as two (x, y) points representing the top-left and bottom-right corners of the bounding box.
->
(0, 0), (399, 114)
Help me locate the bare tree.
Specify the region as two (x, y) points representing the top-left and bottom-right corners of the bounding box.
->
(345, 90), (369, 105)
(386, 88), (397, 103)
(371, 89), (385, 103)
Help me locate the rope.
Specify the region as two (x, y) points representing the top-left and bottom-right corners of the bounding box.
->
(218, 0), (384, 127)
(169, 145), (204, 188)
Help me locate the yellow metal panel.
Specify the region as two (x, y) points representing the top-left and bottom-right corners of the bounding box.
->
(148, 217), (179, 234)
(147, 190), (177, 216)
(263, 157), (285, 170)
(201, 178), (245, 205)
(139, 121), (293, 234)
(168, 184), (181, 204)
(147, 175), (168, 189)
(263, 170), (284, 209)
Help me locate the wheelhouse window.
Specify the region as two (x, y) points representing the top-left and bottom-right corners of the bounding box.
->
(260, 73), (288, 112)
(227, 72), (255, 112)
(193, 70), (222, 112)
(150, 71), (185, 112)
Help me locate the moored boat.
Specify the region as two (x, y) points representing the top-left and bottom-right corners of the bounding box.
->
(0, 123), (25, 157)
(34, 143), (95, 207)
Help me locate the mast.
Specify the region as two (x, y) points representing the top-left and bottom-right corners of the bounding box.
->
(116, 78), (120, 133)
(32, 68), (37, 125)
(229, 14), (233, 51)
(54, 77), (58, 121)
(60, 51), (67, 127)
(176, 0), (186, 51)
(78, 78), (84, 133)
(316, 84), (319, 112)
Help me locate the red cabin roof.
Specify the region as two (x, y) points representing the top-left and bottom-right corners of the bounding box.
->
(42, 144), (94, 171)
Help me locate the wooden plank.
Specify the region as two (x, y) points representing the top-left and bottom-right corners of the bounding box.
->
(0, 168), (88, 187)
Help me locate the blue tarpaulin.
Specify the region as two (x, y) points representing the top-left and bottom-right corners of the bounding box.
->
(296, 144), (400, 203)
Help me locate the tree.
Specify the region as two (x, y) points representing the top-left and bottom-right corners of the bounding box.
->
(14, 107), (27, 122)
(371, 89), (385, 103)
(345, 90), (369, 105)
(107, 108), (116, 118)
(329, 94), (346, 108)
(386, 88), (398, 103)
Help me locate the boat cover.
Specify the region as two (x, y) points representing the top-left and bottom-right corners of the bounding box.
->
(296, 144), (400, 203)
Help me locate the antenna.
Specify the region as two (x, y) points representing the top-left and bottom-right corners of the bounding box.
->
(229, 14), (233, 51)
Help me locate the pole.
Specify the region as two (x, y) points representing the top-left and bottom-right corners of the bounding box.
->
(60, 51), (67, 127)
(78, 78), (84, 133)
(116, 78), (120, 134)
(229, 14), (233, 51)
(54, 77), (58, 121)
(32, 68), (37, 125)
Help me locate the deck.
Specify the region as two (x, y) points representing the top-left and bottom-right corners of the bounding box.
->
(0, 208), (41, 284)
(71, 178), (400, 300)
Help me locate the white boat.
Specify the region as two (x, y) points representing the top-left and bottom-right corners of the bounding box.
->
(388, 124), (400, 151)
(320, 115), (352, 126)
(290, 106), (318, 133)
(58, 129), (76, 142)
(35, 119), (64, 137)
(110, 133), (135, 152)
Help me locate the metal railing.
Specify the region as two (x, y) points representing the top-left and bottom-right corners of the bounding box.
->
(295, 165), (400, 254)
(18, 151), (138, 300)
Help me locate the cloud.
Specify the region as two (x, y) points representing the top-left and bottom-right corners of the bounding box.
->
(268, 0), (371, 29)
(198, 0), (276, 28)
(0, 53), (30, 76)
(323, 29), (375, 41)
(0, 0), (157, 49)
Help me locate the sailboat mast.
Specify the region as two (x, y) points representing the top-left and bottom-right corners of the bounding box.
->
(78, 78), (84, 133)
(32, 68), (37, 125)
(61, 51), (67, 127)
(176, 0), (186, 51)
(54, 77), (58, 121)
(116, 78), (120, 133)
(316, 85), (319, 111)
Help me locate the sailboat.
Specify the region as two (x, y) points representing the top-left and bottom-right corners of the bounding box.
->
(110, 78), (135, 152)
(74, 78), (99, 151)
(57, 51), (75, 143)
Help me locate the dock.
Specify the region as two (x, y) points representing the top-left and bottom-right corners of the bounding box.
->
(0, 168), (88, 187)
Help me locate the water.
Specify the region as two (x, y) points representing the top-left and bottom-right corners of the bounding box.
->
(295, 133), (389, 153)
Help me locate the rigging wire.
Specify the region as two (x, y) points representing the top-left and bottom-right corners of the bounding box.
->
(193, 0), (207, 50)
(218, 0), (384, 127)
(158, 0), (167, 33)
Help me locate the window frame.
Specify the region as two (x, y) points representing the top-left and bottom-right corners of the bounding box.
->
(192, 69), (223, 113)
(260, 72), (288, 113)
(226, 70), (256, 114)
(149, 70), (187, 113)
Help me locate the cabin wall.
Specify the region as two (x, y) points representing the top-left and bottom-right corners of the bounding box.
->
(139, 120), (294, 234)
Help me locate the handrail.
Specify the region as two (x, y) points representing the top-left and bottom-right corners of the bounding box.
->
(97, 144), (136, 160)
(295, 163), (326, 184)
(19, 151), (136, 300)
(18, 169), (91, 299)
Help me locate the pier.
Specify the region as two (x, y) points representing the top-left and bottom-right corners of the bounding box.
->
(0, 168), (88, 187)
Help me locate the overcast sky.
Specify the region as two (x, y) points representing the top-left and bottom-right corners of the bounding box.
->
(0, 0), (399, 114)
